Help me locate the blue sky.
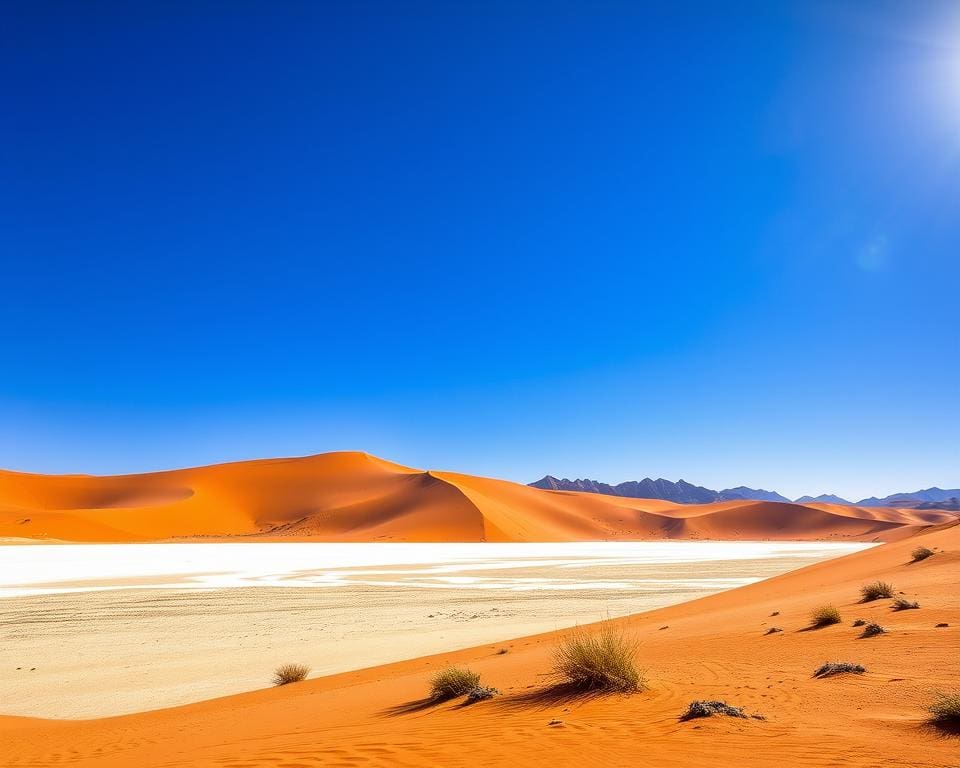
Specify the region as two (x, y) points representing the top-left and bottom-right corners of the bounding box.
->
(2, 1), (958, 500)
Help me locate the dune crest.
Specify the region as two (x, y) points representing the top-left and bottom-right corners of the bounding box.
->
(0, 452), (954, 543)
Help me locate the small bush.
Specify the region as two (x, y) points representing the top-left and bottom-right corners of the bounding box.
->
(810, 604), (842, 627)
(551, 622), (644, 692)
(272, 663), (310, 686)
(852, 618), (866, 627)
(929, 693), (960, 725)
(680, 700), (748, 720)
(911, 546), (934, 562)
(764, 627), (782, 635)
(860, 622), (885, 638)
(465, 686), (499, 703)
(813, 661), (866, 678)
(860, 581), (895, 602)
(430, 666), (481, 700)
(892, 597), (920, 611)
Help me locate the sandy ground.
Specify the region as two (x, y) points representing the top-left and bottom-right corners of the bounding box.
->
(1, 521), (955, 768)
(0, 546), (856, 718)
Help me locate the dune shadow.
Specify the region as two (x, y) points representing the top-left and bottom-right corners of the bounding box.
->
(450, 696), (489, 710)
(796, 622), (839, 633)
(379, 696), (446, 717)
(921, 720), (960, 738)
(494, 682), (625, 711)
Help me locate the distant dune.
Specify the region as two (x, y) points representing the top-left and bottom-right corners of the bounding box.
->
(1, 452), (954, 543)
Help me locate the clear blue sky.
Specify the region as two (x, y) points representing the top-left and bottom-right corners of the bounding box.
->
(2, 1), (958, 500)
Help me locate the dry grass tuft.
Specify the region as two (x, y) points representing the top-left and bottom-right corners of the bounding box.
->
(272, 663), (310, 686)
(680, 700), (747, 720)
(892, 597), (920, 611)
(852, 618), (866, 627)
(809, 604), (842, 627)
(430, 666), (481, 700)
(813, 661), (866, 678)
(764, 627), (782, 635)
(465, 686), (499, 703)
(911, 546), (935, 562)
(860, 622), (885, 638)
(929, 693), (960, 725)
(551, 622), (644, 693)
(860, 581), (895, 602)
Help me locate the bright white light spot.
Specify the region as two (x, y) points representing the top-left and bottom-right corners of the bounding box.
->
(857, 235), (889, 271)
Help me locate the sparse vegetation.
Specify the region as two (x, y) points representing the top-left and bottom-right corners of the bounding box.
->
(911, 546), (935, 562)
(465, 686), (499, 703)
(928, 692), (960, 725)
(495, 647), (509, 655)
(813, 661), (866, 678)
(860, 622), (885, 638)
(810, 604), (842, 627)
(680, 700), (748, 720)
(272, 663), (310, 686)
(551, 622), (644, 692)
(764, 627), (782, 635)
(852, 618), (866, 627)
(860, 581), (895, 602)
(430, 666), (481, 700)
(892, 597), (920, 611)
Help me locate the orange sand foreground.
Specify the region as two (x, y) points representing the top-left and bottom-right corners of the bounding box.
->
(1, 521), (957, 765)
(0, 451), (953, 543)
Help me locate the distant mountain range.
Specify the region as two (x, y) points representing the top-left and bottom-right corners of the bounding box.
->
(795, 494), (852, 505)
(529, 476), (789, 504)
(529, 476), (959, 509)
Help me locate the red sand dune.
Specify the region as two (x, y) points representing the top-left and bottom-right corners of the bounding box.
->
(1, 451), (953, 542)
(1, 514), (956, 767)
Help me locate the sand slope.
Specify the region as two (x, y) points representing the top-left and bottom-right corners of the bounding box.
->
(1, 452), (953, 543)
(1, 523), (956, 766)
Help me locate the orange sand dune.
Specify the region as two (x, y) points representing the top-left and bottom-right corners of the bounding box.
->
(1, 452), (954, 542)
(1, 521), (956, 766)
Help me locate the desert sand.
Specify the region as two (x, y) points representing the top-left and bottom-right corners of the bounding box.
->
(0, 541), (863, 718)
(0, 520), (956, 766)
(0, 452), (952, 543)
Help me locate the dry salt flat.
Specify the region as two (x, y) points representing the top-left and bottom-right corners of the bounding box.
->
(0, 540), (869, 718)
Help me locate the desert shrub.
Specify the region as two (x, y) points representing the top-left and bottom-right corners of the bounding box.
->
(551, 622), (644, 692)
(860, 581), (895, 602)
(430, 666), (481, 700)
(860, 622), (885, 638)
(810, 604), (842, 627)
(892, 597), (920, 611)
(764, 626), (782, 635)
(929, 693), (960, 725)
(680, 700), (747, 720)
(852, 618), (866, 627)
(813, 661), (866, 678)
(272, 663), (310, 686)
(465, 686), (499, 703)
(911, 546), (934, 562)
